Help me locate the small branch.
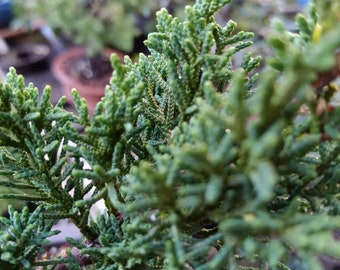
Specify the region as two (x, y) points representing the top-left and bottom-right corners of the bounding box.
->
(51, 240), (100, 270)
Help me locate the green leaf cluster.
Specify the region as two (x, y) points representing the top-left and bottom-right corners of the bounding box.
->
(0, 0), (340, 269)
(0, 206), (60, 269)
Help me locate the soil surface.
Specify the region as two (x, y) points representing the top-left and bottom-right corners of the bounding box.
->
(62, 53), (112, 88)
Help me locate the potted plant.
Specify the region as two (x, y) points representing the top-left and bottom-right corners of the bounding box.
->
(0, 0), (340, 269)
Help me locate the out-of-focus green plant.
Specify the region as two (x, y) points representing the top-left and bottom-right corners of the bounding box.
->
(11, 0), (194, 55)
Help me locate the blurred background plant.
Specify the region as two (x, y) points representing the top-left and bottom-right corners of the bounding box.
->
(216, 0), (310, 70)
(7, 0), (311, 56)
(10, 0), (194, 55)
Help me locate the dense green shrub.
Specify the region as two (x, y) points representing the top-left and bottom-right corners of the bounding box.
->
(0, 0), (340, 269)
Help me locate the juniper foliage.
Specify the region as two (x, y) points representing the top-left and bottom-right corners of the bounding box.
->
(0, 0), (340, 269)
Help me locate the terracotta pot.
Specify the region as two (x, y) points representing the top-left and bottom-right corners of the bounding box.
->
(52, 47), (124, 114)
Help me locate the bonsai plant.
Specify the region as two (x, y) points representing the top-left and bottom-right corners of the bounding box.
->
(0, 0), (340, 269)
